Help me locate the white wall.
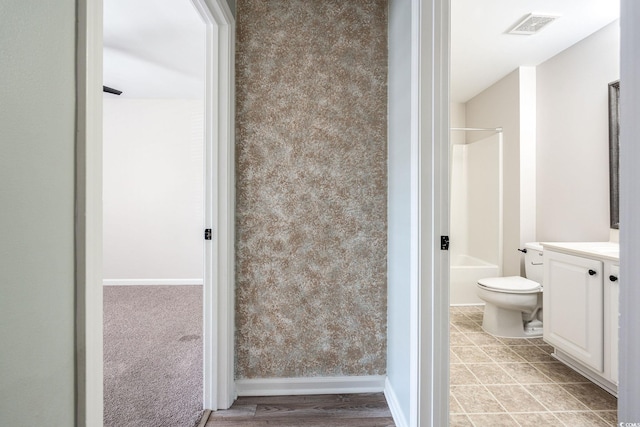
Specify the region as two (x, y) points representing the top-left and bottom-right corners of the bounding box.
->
(537, 21), (620, 242)
(386, 0), (412, 423)
(450, 102), (466, 145)
(103, 99), (204, 284)
(0, 1), (76, 425)
(465, 67), (537, 276)
(519, 67), (537, 258)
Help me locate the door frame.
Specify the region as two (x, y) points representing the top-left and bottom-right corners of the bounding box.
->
(412, 0), (450, 425)
(191, 0), (236, 411)
(619, 0), (640, 421)
(424, 0), (640, 425)
(75, 0), (236, 424)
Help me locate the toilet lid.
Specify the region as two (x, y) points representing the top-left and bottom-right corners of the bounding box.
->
(477, 276), (541, 293)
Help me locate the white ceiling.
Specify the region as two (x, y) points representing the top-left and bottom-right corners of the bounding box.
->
(104, 0), (619, 102)
(451, 0), (620, 103)
(103, 0), (205, 99)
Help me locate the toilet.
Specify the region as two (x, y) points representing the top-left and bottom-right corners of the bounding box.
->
(476, 242), (544, 338)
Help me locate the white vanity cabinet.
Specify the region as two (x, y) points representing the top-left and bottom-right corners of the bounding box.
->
(543, 251), (604, 371)
(542, 242), (619, 396)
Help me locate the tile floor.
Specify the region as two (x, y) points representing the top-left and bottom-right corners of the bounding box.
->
(449, 305), (617, 427)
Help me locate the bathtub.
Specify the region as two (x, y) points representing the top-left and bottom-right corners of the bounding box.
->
(450, 254), (498, 305)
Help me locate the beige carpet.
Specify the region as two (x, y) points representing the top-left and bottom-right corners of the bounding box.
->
(103, 285), (203, 427)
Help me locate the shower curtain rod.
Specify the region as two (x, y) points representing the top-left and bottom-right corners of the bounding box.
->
(450, 127), (503, 132)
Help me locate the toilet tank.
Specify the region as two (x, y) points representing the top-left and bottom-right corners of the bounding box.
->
(524, 242), (544, 284)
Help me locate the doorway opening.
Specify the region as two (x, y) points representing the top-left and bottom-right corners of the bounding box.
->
(102, 1), (206, 424)
(448, 0), (621, 423)
(76, 0), (235, 424)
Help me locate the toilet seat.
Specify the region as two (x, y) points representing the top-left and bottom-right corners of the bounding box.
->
(478, 276), (541, 294)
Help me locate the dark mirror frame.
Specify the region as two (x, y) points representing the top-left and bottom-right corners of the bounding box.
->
(609, 80), (620, 229)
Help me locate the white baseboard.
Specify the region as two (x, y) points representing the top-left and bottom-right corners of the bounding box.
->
(235, 375), (386, 397)
(384, 377), (409, 427)
(103, 279), (203, 286)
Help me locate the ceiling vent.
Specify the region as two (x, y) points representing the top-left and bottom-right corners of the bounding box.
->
(508, 14), (560, 35)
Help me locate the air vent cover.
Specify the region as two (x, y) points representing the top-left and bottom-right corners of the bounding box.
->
(509, 14), (559, 35)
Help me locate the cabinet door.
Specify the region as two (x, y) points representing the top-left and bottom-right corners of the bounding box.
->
(607, 264), (619, 384)
(543, 251), (604, 372)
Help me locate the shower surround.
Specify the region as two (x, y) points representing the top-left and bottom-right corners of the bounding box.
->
(235, 0), (388, 379)
(450, 132), (502, 305)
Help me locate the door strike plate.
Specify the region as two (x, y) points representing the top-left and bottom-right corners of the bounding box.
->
(441, 236), (450, 250)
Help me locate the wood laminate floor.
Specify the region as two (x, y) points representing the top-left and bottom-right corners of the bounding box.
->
(201, 393), (395, 427)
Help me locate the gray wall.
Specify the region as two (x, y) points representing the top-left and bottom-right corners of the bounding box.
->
(0, 1), (76, 425)
(387, 0), (412, 421)
(619, 0), (640, 421)
(225, 0), (235, 16)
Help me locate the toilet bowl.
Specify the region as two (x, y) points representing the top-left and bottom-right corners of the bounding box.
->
(476, 242), (544, 338)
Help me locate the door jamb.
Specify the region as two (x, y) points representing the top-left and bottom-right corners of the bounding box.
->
(75, 0), (104, 424)
(191, 0), (236, 411)
(411, 0), (450, 425)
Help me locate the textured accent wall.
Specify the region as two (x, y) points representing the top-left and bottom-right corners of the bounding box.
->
(235, 0), (388, 379)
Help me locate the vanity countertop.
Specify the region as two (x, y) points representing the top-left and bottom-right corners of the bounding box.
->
(541, 241), (619, 262)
